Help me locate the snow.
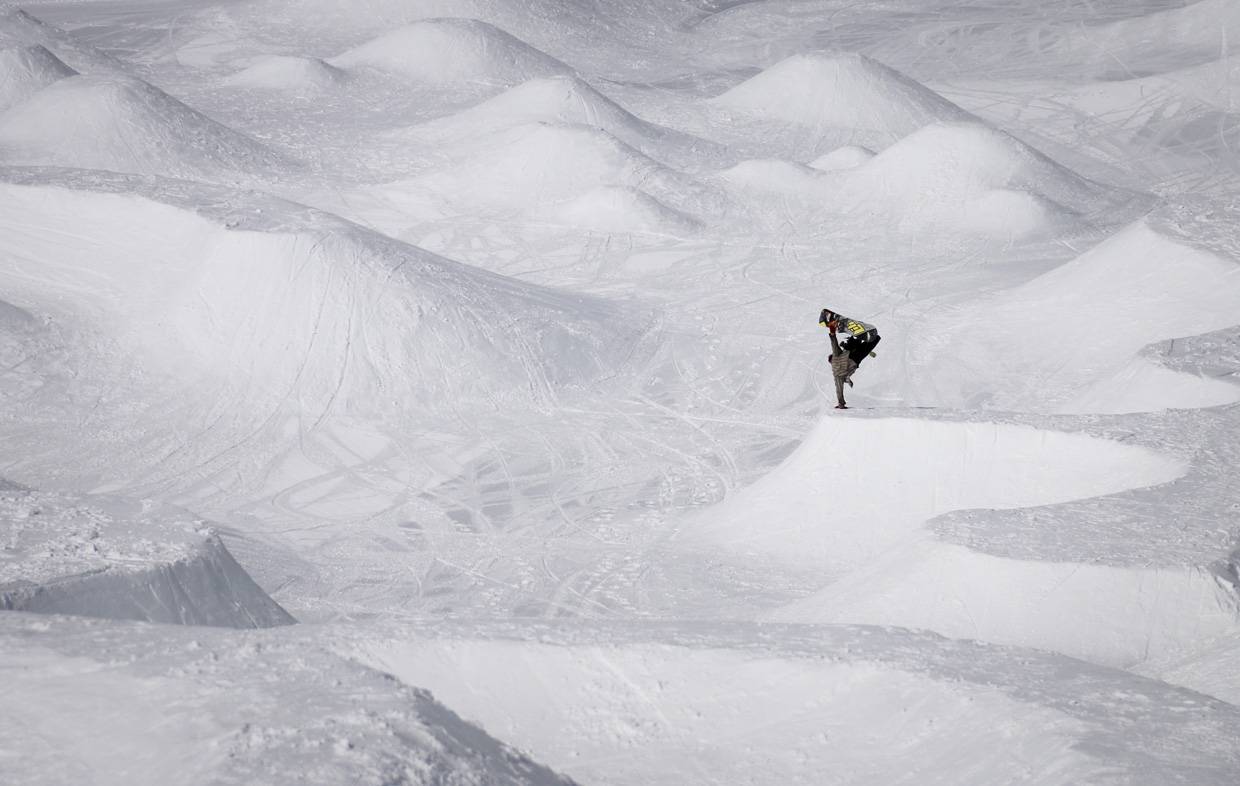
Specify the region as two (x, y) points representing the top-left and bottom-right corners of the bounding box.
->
(0, 43), (74, 112)
(4, 0), (1240, 783)
(0, 74), (292, 179)
(224, 55), (347, 92)
(0, 484), (294, 627)
(710, 53), (974, 146)
(328, 18), (572, 86)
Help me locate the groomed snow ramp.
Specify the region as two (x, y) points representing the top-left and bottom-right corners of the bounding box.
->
(0, 44), (74, 112)
(681, 416), (1184, 570)
(0, 488), (294, 628)
(330, 18), (571, 85)
(0, 74), (291, 179)
(711, 53), (972, 141)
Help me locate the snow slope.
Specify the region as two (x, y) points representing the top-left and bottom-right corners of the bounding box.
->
(0, 75), (292, 180)
(0, 484), (293, 628)
(0, 613), (577, 786)
(356, 622), (1240, 786)
(5, 1), (1240, 783)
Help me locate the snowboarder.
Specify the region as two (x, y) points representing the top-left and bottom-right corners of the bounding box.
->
(819, 308), (881, 409)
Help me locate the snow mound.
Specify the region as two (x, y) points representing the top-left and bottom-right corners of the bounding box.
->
(552, 186), (701, 235)
(837, 121), (1113, 236)
(0, 173), (649, 423)
(711, 53), (972, 140)
(808, 144), (874, 171)
(404, 74), (677, 155)
(718, 158), (823, 192)
(911, 220), (1240, 412)
(0, 44), (74, 113)
(329, 18), (571, 86)
(858, 121), (1104, 210)
(397, 122), (708, 213)
(224, 55), (347, 91)
(0, 486), (293, 628)
(0, 74), (290, 179)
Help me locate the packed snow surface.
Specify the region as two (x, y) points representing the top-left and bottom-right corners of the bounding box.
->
(4, 0), (1240, 784)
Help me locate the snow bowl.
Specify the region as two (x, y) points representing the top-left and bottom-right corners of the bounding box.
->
(0, 485), (293, 627)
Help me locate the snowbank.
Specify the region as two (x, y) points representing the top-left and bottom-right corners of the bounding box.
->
(0, 486), (293, 627)
(329, 18), (571, 86)
(224, 55), (347, 91)
(711, 52), (972, 142)
(0, 74), (291, 179)
(0, 44), (74, 112)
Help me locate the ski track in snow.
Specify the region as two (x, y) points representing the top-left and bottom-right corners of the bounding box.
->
(4, 0), (1240, 783)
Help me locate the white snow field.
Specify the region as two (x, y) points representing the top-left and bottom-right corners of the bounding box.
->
(4, 0), (1240, 784)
